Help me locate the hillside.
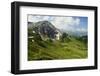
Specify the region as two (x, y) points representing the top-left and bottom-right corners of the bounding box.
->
(28, 37), (87, 60)
(28, 21), (88, 61)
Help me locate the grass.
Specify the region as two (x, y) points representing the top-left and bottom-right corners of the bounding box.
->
(28, 36), (88, 61)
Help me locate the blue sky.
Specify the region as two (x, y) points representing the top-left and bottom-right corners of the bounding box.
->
(28, 15), (88, 34)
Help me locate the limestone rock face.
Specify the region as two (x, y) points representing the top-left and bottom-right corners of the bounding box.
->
(28, 21), (62, 41)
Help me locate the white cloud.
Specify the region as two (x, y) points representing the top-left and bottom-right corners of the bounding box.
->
(51, 17), (80, 31)
(76, 28), (87, 32)
(28, 15), (51, 22)
(75, 18), (80, 25)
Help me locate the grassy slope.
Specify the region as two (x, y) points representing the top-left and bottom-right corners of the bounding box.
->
(28, 37), (88, 61)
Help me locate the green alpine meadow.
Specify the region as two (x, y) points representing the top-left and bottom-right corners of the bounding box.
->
(28, 15), (88, 61)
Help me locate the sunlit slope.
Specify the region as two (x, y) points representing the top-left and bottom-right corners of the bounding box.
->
(28, 37), (87, 61)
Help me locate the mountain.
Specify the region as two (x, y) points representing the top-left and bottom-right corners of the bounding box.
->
(81, 35), (88, 43)
(28, 22), (35, 29)
(28, 21), (62, 41)
(60, 29), (87, 37)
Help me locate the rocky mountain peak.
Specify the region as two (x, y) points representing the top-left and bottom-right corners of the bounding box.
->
(28, 21), (62, 41)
